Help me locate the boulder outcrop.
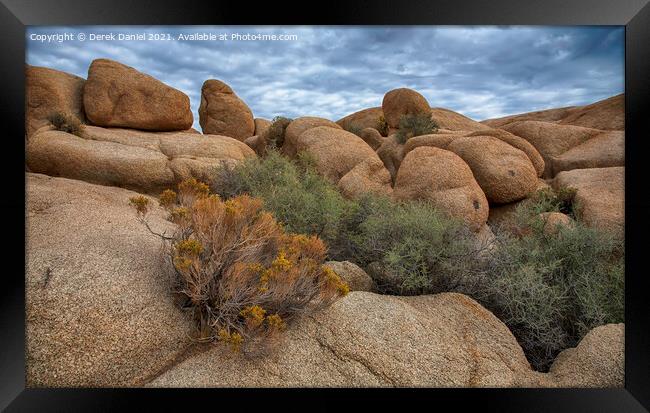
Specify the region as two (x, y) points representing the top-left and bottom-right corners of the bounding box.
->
(198, 79), (255, 140)
(83, 59), (193, 131)
(393, 147), (489, 231)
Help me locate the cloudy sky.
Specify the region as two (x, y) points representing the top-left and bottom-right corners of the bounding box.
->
(26, 26), (624, 130)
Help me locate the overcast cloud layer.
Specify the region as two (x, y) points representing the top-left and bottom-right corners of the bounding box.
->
(26, 26), (624, 130)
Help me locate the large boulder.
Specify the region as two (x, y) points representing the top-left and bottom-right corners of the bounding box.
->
(26, 173), (193, 386)
(83, 59), (193, 131)
(336, 107), (385, 134)
(538, 212), (575, 235)
(448, 136), (538, 204)
(26, 125), (255, 193)
(337, 157), (393, 199)
(501, 121), (602, 177)
(550, 131), (624, 175)
(382, 88), (431, 129)
(547, 324), (624, 387)
(481, 94), (624, 131)
(25, 65), (86, 137)
(552, 167), (624, 237)
(430, 107), (492, 132)
(198, 79), (255, 140)
(254, 118), (272, 137)
(393, 147), (489, 231)
(559, 94), (624, 131)
(376, 137), (406, 183)
(148, 292), (535, 387)
(465, 129), (545, 177)
(359, 127), (386, 150)
(282, 116), (342, 157)
(481, 106), (577, 129)
(402, 134), (459, 156)
(291, 126), (377, 183)
(323, 261), (373, 292)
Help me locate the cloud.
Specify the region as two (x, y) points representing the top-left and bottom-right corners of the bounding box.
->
(26, 26), (624, 129)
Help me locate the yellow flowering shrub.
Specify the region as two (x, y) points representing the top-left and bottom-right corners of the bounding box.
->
(129, 195), (150, 216)
(133, 177), (348, 355)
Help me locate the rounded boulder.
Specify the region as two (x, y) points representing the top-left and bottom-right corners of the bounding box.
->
(448, 136), (538, 204)
(393, 146), (489, 231)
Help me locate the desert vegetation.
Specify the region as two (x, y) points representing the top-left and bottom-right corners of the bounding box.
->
(26, 57), (625, 387)
(209, 152), (623, 371)
(47, 111), (83, 136)
(131, 177), (348, 355)
(394, 113), (439, 143)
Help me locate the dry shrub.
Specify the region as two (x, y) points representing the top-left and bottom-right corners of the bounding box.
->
(133, 178), (348, 355)
(47, 111), (83, 136)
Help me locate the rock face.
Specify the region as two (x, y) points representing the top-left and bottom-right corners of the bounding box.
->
(337, 157), (393, 199)
(83, 59), (193, 131)
(481, 106), (577, 129)
(282, 116), (343, 157)
(26, 125), (256, 194)
(323, 261), (373, 292)
(359, 127), (386, 150)
(552, 167), (624, 237)
(548, 324), (624, 387)
(448, 136), (538, 204)
(538, 212), (574, 235)
(430, 107), (492, 132)
(26, 65), (86, 137)
(501, 121), (601, 177)
(465, 129), (545, 177)
(291, 126), (378, 183)
(559, 94), (624, 131)
(550, 131), (624, 176)
(382, 88), (431, 129)
(254, 118), (272, 137)
(149, 292), (535, 387)
(199, 79), (255, 140)
(482, 94), (624, 131)
(376, 138), (405, 182)
(336, 107), (384, 134)
(393, 147), (489, 231)
(26, 173), (193, 387)
(403, 134), (459, 156)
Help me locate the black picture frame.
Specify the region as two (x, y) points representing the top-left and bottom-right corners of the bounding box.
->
(2, 0), (649, 411)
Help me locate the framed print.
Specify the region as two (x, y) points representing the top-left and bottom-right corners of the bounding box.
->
(2, 0), (649, 411)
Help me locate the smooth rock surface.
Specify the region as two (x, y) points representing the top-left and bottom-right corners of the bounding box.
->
(83, 59), (193, 131)
(26, 174), (193, 387)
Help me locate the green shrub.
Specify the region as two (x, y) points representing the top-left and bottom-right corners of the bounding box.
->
(394, 114), (439, 143)
(211, 151), (624, 370)
(212, 150), (354, 247)
(475, 218), (624, 371)
(339, 196), (482, 295)
(264, 116), (292, 150)
(47, 111), (83, 136)
(519, 186), (578, 219)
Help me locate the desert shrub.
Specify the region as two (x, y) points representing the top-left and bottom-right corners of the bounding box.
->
(264, 116), (292, 150)
(394, 114), (439, 143)
(212, 150), (354, 247)
(47, 111), (83, 136)
(132, 179), (348, 355)
(470, 198), (624, 371)
(209, 151), (623, 370)
(347, 197), (483, 295)
(519, 186), (578, 219)
(376, 115), (389, 136)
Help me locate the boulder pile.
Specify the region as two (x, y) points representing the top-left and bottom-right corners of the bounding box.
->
(24, 59), (626, 388)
